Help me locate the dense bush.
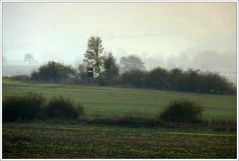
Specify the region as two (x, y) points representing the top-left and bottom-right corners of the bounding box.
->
(3, 93), (85, 122)
(168, 68), (185, 91)
(146, 67), (170, 90)
(120, 70), (147, 88)
(159, 100), (203, 123)
(199, 72), (236, 94)
(27, 60), (236, 95)
(119, 68), (236, 95)
(43, 96), (84, 120)
(31, 61), (76, 83)
(3, 92), (45, 121)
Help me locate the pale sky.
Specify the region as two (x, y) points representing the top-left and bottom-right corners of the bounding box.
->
(3, 3), (237, 82)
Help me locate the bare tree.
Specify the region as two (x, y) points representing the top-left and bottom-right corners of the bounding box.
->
(24, 53), (35, 65)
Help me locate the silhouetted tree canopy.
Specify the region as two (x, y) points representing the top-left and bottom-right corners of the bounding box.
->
(120, 55), (144, 72)
(103, 52), (119, 81)
(120, 70), (147, 88)
(119, 67), (236, 95)
(31, 61), (76, 83)
(26, 35), (236, 95)
(146, 67), (170, 90)
(29, 60), (235, 95)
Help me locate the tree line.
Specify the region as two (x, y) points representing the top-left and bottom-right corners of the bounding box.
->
(29, 36), (236, 95)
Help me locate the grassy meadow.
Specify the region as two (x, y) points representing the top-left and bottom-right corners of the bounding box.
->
(2, 78), (237, 158)
(3, 78), (237, 121)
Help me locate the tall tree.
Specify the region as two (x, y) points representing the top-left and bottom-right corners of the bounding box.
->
(120, 55), (144, 72)
(103, 52), (119, 80)
(84, 36), (104, 78)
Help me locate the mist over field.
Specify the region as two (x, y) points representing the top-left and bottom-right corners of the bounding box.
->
(3, 3), (236, 84)
(3, 49), (236, 84)
(2, 2), (237, 159)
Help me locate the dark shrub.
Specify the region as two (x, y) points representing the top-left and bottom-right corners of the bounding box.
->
(86, 114), (158, 127)
(3, 92), (45, 122)
(168, 68), (184, 91)
(31, 71), (39, 81)
(159, 100), (203, 123)
(102, 52), (120, 84)
(199, 72), (236, 94)
(120, 70), (147, 88)
(146, 67), (170, 90)
(31, 61), (77, 83)
(43, 96), (84, 120)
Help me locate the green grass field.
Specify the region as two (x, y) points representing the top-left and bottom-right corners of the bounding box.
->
(2, 78), (237, 158)
(2, 78), (237, 120)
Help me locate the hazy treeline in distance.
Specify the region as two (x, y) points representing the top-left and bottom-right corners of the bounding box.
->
(7, 36), (236, 95)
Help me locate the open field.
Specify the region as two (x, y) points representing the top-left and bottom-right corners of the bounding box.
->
(2, 78), (237, 158)
(3, 2), (237, 159)
(3, 78), (237, 121)
(2, 122), (237, 159)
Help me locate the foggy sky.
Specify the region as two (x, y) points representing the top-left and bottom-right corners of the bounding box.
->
(3, 3), (237, 83)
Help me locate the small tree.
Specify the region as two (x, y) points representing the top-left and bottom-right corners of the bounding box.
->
(84, 36), (104, 78)
(120, 55), (145, 72)
(103, 52), (119, 81)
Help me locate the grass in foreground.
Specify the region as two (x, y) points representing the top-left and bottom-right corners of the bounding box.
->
(2, 122), (236, 159)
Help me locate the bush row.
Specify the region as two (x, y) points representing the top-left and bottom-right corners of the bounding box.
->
(3, 94), (236, 130)
(27, 61), (236, 95)
(118, 68), (236, 95)
(84, 116), (236, 131)
(3, 94), (202, 124)
(3, 92), (84, 122)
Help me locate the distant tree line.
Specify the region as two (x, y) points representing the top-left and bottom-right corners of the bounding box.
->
(28, 36), (236, 95)
(29, 61), (236, 95)
(118, 68), (236, 94)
